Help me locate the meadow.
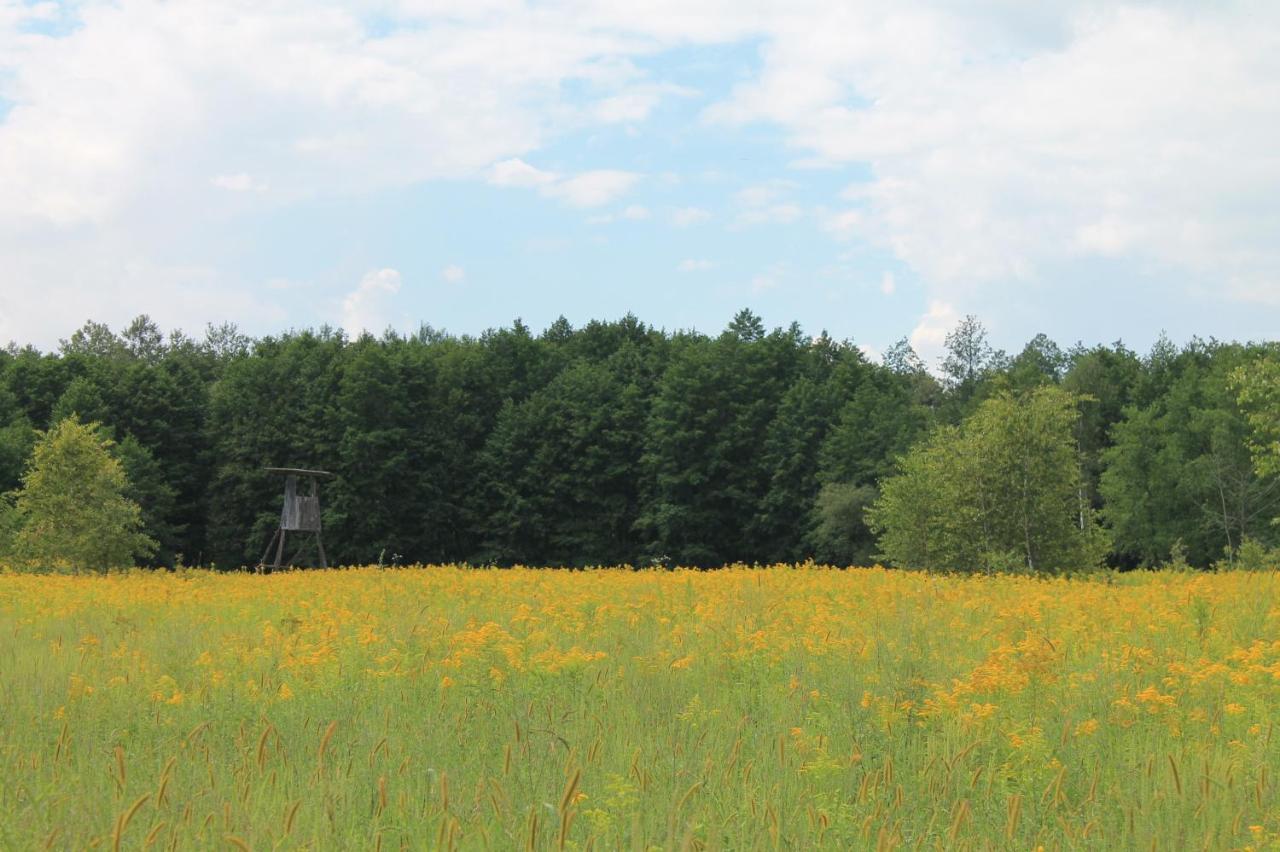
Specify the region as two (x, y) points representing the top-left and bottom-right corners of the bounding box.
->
(1, 566), (1278, 850)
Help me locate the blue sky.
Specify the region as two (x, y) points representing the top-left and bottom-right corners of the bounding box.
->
(1, 1), (1279, 365)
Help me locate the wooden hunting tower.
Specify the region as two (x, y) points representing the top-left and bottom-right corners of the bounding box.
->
(255, 468), (332, 571)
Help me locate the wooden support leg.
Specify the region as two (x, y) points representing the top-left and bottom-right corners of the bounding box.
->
(274, 529), (287, 570)
(316, 534), (328, 569)
(285, 537), (312, 568)
(256, 528), (280, 574)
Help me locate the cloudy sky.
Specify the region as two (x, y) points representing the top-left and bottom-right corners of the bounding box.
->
(2, 0), (1278, 363)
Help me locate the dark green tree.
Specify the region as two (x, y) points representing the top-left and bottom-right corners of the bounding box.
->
(808, 482), (879, 565)
(754, 372), (844, 563)
(206, 330), (347, 567)
(0, 380), (37, 495)
(1004, 333), (1067, 391)
(59, 321), (126, 360)
(638, 314), (801, 566)
(940, 316), (1004, 396)
(479, 351), (648, 565)
(1061, 342), (1142, 521)
(121, 314), (166, 364)
(1101, 343), (1278, 567)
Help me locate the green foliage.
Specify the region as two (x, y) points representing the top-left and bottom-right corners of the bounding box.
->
(1101, 343), (1279, 568)
(1005, 333), (1068, 390)
(0, 492), (19, 556)
(114, 434), (180, 564)
(326, 337), (438, 565)
(940, 314), (996, 392)
(1061, 342), (1142, 521)
(59, 320), (126, 360)
(638, 315), (803, 565)
(868, 386), (1107, 573)
(1215, 537), (1279, 572)
(807, 482), (878, 565)
(478, 354), (648, 565)
(817, 371), (929, 489)
(0, 418), (37, 495)
(752, 339), (875, 563)
(1, 312), (1276, 570)
(1231, 354), (1280, 479)
(50, 375), (111, 424)
(1164, 538), (1192, 572)
(1237, 537), (1279, 572)
(5, 417), (155, 571)
(206, 329), (347, 566)
(938, 315), (1007, 419)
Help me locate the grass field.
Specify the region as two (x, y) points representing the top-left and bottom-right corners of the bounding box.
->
(1, 566), (1278, 849)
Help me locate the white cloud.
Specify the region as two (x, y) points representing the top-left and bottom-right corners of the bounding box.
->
(880, 271), (895, 296)
(909, 300), (960, 368)
(822, 208), (863, 240)
(671, 206), (711, 227)
(211, 173), (267, 193)
(738, 262), (788, 294)
(342, 268), (402, 338)
(441, 264), (466, 283)
(593, 90), (659, 123)
(590, 82), (693, 123)
(0, 247), (283, 348)
(0, 0), (666, 344)
(488, 158), (557, 189)
(585, 203), (648, 225)
(489, 159), (639, 208)
(2, 4), (640, 229)
(547, 169), (640, 207)
(708, 4), (1280, 306)
(733, 180), (802, 226)
(677, 258), (714, 272)
(3, 1), (1280, 345)
(749, 262), (789, 293)
(751, 273), (777, 293)
(265, 277), (307, 290)
(736, 203), (802, 226)
(735, 181), (797, 208)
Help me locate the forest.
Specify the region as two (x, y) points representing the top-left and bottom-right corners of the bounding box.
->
(0, 310), (1277, 571)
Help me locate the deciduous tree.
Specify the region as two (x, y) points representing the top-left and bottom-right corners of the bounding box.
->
(868, 387), (1106, 573)
(7, 417), (155, 571)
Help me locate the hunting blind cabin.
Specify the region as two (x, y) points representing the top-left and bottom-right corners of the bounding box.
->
(255, 468), (331, 572)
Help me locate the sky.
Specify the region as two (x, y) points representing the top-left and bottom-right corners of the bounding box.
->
(1, 0), (1279, 366)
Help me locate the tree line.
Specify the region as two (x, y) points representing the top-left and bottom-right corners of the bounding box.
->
(0, 311), (1278, 571)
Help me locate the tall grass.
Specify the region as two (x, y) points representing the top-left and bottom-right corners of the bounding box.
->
(0, 566), (1277, 848)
